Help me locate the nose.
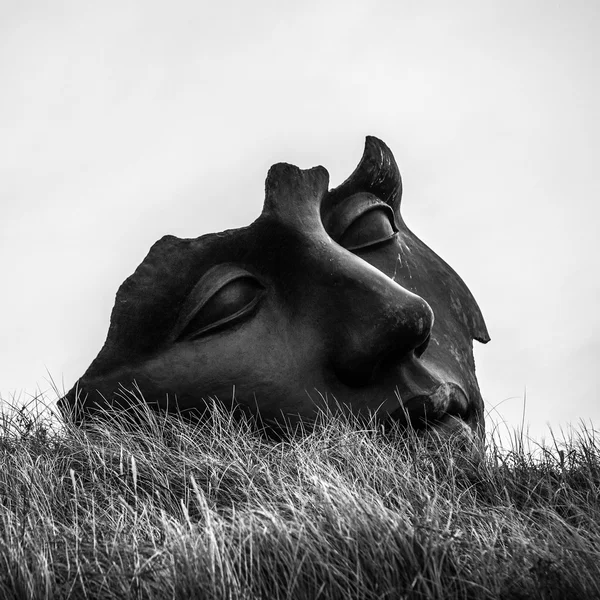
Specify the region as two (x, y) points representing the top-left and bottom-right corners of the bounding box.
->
(325, 258), (434, 386)
(262, 161), (435, 388)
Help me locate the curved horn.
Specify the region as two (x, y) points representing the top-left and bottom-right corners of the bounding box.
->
(326, 136), (402, 208)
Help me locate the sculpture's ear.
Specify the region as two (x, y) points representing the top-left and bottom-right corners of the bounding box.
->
(324, 136), (402, 218)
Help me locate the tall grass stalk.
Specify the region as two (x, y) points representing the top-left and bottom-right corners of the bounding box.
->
(0, 397), (599, 599)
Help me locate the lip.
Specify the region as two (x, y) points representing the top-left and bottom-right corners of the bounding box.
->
(390, 381), (469, 428)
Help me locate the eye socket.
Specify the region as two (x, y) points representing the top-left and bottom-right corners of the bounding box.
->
(175, 266), (264, 341)
(325, 192), (398, 251)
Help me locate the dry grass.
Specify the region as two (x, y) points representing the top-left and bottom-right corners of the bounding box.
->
(0, 396), (599, 599)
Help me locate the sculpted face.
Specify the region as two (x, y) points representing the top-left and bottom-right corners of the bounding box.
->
(58, 137), (489, 433)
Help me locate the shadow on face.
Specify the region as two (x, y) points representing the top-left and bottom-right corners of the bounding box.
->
(58, 137), (489, 435)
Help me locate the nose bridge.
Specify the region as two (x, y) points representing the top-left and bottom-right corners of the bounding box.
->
(262, 162), (330, 235)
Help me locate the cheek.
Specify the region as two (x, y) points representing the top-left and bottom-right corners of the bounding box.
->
(136, 312), (325, 406)
(139, 340), (261, 402)
(140, 345), (226, 395)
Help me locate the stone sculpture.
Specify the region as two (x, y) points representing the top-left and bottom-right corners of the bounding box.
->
(58, 137), (489, 433)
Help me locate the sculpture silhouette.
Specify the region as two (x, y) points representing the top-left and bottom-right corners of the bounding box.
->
(58, 137), (489, 433)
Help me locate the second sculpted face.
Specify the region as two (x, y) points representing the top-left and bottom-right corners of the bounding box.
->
(59, 137), (490, 433)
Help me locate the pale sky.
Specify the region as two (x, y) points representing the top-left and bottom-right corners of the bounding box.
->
(1, 0), (599, 442)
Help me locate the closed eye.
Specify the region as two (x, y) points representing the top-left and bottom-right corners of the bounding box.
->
(324, 192), (398, 251)
(339, 206), (397, 250)
(174, 265), (264, 341)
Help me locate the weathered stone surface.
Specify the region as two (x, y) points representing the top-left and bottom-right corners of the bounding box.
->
(58, 137), (489, 433)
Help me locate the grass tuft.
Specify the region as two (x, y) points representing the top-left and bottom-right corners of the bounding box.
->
(0, 396), (599, 599)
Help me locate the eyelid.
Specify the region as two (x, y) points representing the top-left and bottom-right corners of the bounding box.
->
(172, 264), (263, 341)
(326, 193), (398, 242)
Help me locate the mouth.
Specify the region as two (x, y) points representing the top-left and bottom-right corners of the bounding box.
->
(389, 381), (470, 429)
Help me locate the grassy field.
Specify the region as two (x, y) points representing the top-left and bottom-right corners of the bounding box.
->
(0, 397), (599, 600)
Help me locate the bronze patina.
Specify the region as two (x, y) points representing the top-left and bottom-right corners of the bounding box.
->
(59, 137), (489, 433)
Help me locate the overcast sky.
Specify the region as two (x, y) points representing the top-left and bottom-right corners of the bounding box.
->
(1, 0), (598, 442)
